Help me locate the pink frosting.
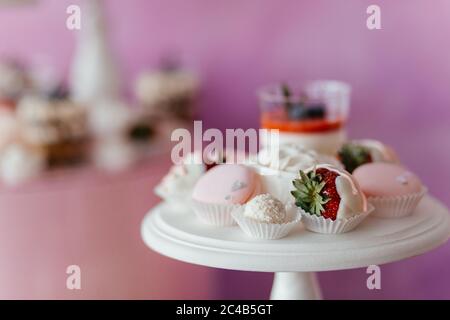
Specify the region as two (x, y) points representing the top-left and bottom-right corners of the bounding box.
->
(192, 164), (259, 204)
(353, 163), (422, 197)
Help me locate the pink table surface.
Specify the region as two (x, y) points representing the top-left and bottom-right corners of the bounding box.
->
(0, 154), (216, 299)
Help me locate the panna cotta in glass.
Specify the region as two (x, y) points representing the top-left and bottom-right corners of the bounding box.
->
(258, 81), (351, 155)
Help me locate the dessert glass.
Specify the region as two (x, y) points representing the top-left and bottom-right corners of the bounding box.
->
(258, 81), (351, 155)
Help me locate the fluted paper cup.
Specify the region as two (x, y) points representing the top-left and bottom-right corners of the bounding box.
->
(191, 199), (239, 226)
(231, 205), (302, 239)
(299, 204), (374, 234)
(368, 187), (427, 218)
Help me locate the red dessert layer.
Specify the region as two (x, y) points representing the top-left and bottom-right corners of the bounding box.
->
(261, 110), (344, 133)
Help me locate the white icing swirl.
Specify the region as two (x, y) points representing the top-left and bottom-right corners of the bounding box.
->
(258, 143), (342, 173)
(352, 139), (399, 163)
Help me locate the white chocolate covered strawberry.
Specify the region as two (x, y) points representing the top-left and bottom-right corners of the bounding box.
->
(291, 164), (367, 220)
(338, 139), (399, 173)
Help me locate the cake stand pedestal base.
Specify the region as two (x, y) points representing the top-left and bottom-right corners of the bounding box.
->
(270, 272), (322, 300)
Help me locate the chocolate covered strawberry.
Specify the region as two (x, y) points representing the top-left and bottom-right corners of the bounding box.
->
(338, 140), (399, 173)
(291, 165), (367, 221)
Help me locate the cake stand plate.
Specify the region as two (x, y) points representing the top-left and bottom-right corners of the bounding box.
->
(141, 196), (450, 299)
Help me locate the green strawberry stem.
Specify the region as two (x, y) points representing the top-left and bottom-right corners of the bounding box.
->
(338, 143), (372, 173)
(291, 169), (330, 216)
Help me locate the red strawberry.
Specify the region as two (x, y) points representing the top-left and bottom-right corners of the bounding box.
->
(315, 168), (340, 220)
(291, 167), (342, 221)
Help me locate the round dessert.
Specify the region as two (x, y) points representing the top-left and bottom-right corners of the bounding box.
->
(338, 139), (399, 173)
(191, 164), (260, 226)
(232, 193), (301, 239)
(353, 163), (422, 197)
(253, 143), (343, 204)
(243, 193), (287, 224)
(291, 164), (371, 233)
(352, 163), (425, 218)
(192, 164), (259, 205)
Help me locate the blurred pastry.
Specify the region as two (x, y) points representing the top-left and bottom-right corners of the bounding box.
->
(0, 107), (19, 152)
(135, 67), (199, 120)
(0, 60), (30, 108)
(0, 142), (45, 186)
(16, 95), (88, 167)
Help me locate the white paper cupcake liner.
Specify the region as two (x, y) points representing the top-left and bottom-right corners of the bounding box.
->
(190, 199), (239, 226)
(299, 204), (374, 234)
(231, 206), (302, 240)
(368, 187), (427, 218)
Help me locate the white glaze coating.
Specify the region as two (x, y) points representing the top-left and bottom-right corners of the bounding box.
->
(258, 143), (342, 173)
(352, 139), (399, 163)
(305, 164), (367, 219)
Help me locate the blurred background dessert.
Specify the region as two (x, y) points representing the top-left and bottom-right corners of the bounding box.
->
(16, 95), (88, 167)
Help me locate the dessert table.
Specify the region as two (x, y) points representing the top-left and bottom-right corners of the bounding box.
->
(0, 153), (215, 299)
(141, 195), (450, 299)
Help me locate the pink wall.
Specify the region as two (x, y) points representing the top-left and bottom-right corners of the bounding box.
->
(0, 0), (449, 299)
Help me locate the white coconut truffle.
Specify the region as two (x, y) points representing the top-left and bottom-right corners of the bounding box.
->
(244, 194), (287, 224)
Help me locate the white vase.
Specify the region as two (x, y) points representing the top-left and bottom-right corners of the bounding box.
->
(69, 0), (120, 105)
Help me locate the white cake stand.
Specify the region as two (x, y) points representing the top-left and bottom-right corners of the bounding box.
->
(141, 195), (450, 299)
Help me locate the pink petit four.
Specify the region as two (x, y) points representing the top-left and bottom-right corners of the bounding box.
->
(353, 163), (422, 197)
(192, 164), (259, 205)
(353, 163), (426, 218)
